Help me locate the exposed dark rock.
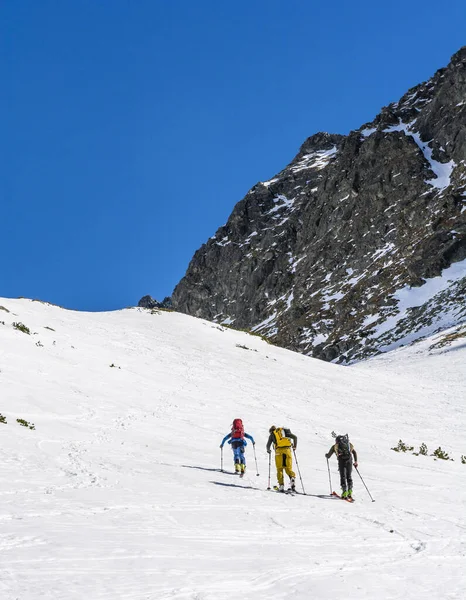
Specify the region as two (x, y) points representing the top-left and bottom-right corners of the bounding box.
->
(171, 47), (466, 363)
(138, 295), (161, 309)
(138, 295), (173, 310)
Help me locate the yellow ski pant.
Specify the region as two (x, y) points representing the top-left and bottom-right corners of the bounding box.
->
(275, 447), (296, 485)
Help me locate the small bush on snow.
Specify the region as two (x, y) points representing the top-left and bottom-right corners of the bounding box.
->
(413, 442), (428, 456)
(236, 344), (250, 350)
(418, 442), (428, 455)
(391, 439), (414, 453)
(431, 447), (452, 461)
(13, 322), (31, 334)
(17, 418), (35, 430)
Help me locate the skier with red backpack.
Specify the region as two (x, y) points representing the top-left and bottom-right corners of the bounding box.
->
(220, 419), (255, 476)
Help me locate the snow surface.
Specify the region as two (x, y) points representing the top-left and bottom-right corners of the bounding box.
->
(0, 298), (465, 600)
(360, 127), (377, 138)
(291, 147), (338, 174)
(266, 195), (295, 215)
(384, 120), (456, 191)
(261, 177), (279, 188)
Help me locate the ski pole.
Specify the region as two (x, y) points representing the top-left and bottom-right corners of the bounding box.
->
(293, 448), (306, 495)
(355, 466), (375, 502)
(326, 458), (332, 494)
(220, 446), (224, 472)
(267, 452), (271, 489)
(253, 444), (260, 476)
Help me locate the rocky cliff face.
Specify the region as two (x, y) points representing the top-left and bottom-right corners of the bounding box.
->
(170, 47), (466, 363)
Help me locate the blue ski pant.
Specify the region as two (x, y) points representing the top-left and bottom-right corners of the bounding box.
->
(231, 442), (246, 465)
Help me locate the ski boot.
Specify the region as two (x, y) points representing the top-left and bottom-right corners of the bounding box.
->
(290, 477), (296, 492)
(234, 463), (241, 474)
(278, 483), (285, 492)
(239, 464), (246, 478)
(341, 490), (348, 499)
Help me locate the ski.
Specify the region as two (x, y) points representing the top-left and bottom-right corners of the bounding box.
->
(272, 486), (295, 496)
(332, 491), (355, 502)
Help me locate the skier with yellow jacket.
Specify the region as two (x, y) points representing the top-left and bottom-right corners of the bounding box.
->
(266, 426), (297, 492)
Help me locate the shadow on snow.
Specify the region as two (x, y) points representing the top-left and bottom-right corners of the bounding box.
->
(210, 480), (260, 491)
(182, 464), (236, 475)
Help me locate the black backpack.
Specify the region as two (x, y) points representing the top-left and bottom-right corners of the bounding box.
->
(336, 434), (351, 458)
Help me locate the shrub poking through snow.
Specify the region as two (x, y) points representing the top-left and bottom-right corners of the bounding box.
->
(0, 413), (7, 424)
(393, 440), (459, 461)
(391, 439), (414, 453)
(0, 305), (9, 312)
(429, 327), (466, 351)
(431, 447), (451, 460)
(461, 455), (466, 464)
(414, 442), (428, 455)
(13, 322), (31, 334)
(17, 418), (35, 430)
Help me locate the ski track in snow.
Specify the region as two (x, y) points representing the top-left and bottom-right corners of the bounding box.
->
(0, 298), (464, 600)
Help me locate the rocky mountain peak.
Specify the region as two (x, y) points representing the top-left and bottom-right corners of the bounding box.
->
(297, 132), (344, 156)
(166, 47), (466, 363)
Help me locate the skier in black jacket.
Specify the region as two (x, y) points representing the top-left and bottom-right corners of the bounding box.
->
(326, 434), (358, 499)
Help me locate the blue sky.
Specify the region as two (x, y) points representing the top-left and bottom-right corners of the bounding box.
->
(2, 1), (465, 311)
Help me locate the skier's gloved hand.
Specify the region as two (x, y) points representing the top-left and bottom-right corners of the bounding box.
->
(267, 449), (271, 454)
(354, 462), (358, 468)
(325, 453), (330, 459)
(219, 445), (223, 449)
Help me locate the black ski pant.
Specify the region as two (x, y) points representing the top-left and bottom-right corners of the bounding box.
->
(338, 457), (353, 492)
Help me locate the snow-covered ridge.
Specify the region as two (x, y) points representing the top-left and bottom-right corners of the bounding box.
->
(261, 146), (338, 187)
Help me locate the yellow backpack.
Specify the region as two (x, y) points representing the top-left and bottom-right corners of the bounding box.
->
(274, 427), (292, 448)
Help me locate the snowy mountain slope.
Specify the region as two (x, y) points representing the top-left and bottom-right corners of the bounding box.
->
(0, 299), (465, 600)
(355, 321), (466, 393)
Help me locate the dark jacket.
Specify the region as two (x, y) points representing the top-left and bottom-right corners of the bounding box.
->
(326, 442), (357, 462)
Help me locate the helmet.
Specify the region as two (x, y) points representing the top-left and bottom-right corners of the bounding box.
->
(269, 425), (276, 433)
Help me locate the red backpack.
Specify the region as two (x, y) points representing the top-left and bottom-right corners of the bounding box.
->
(231, 418), (244, 439)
